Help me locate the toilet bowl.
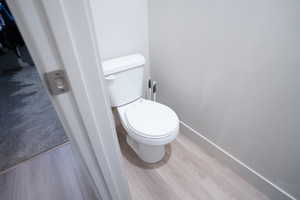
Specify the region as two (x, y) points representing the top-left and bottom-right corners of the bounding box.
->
(102, 54), (179, 163)
(118, 98), (179, 163)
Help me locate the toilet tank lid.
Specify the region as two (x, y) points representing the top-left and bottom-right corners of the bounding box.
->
(101, 54), (145, 76)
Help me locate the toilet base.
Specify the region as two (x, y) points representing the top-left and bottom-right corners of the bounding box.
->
(126, 135), (165, 163)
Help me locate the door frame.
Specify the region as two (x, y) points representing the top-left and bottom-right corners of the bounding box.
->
(7, 0), (130, 200)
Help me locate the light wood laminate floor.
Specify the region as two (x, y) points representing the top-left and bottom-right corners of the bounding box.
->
(116, 122), (270, 200)
(0, 143), (99, 200)
(0, 121), (271, 200)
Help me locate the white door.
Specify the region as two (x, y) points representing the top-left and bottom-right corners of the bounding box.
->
(6, 0), (130, 200)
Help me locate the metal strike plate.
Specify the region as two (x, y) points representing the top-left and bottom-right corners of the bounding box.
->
(44, 70), (70, 95)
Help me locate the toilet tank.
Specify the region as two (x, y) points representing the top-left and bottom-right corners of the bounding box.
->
(102, 54), (145, 107)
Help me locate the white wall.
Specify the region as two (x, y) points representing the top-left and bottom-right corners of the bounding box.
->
(90, 0), (149, 86)
(149, 0), (300, 199)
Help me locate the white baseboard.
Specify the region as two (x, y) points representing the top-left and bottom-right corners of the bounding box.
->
(180, 121), (296, 200)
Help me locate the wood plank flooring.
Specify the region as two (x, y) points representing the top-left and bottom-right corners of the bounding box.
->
(0, 143), (99, 200)
(0, 116), (271, 200)
(116, 121), (270, 200)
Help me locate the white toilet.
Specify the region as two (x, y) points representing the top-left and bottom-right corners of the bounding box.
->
(102, 54), (179, 163)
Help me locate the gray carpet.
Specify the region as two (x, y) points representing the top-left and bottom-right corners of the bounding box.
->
(0, 66), (69, 172)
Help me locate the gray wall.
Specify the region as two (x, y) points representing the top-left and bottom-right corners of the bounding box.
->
(149, 0), (300, 198)
(90, 0), (149, 85)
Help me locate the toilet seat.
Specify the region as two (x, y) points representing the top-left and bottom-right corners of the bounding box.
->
(118, 99), (179, 146)
(125, 99), (179, 139)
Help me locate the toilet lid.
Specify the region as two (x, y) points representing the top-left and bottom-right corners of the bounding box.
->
(125, 100), (179, 138)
